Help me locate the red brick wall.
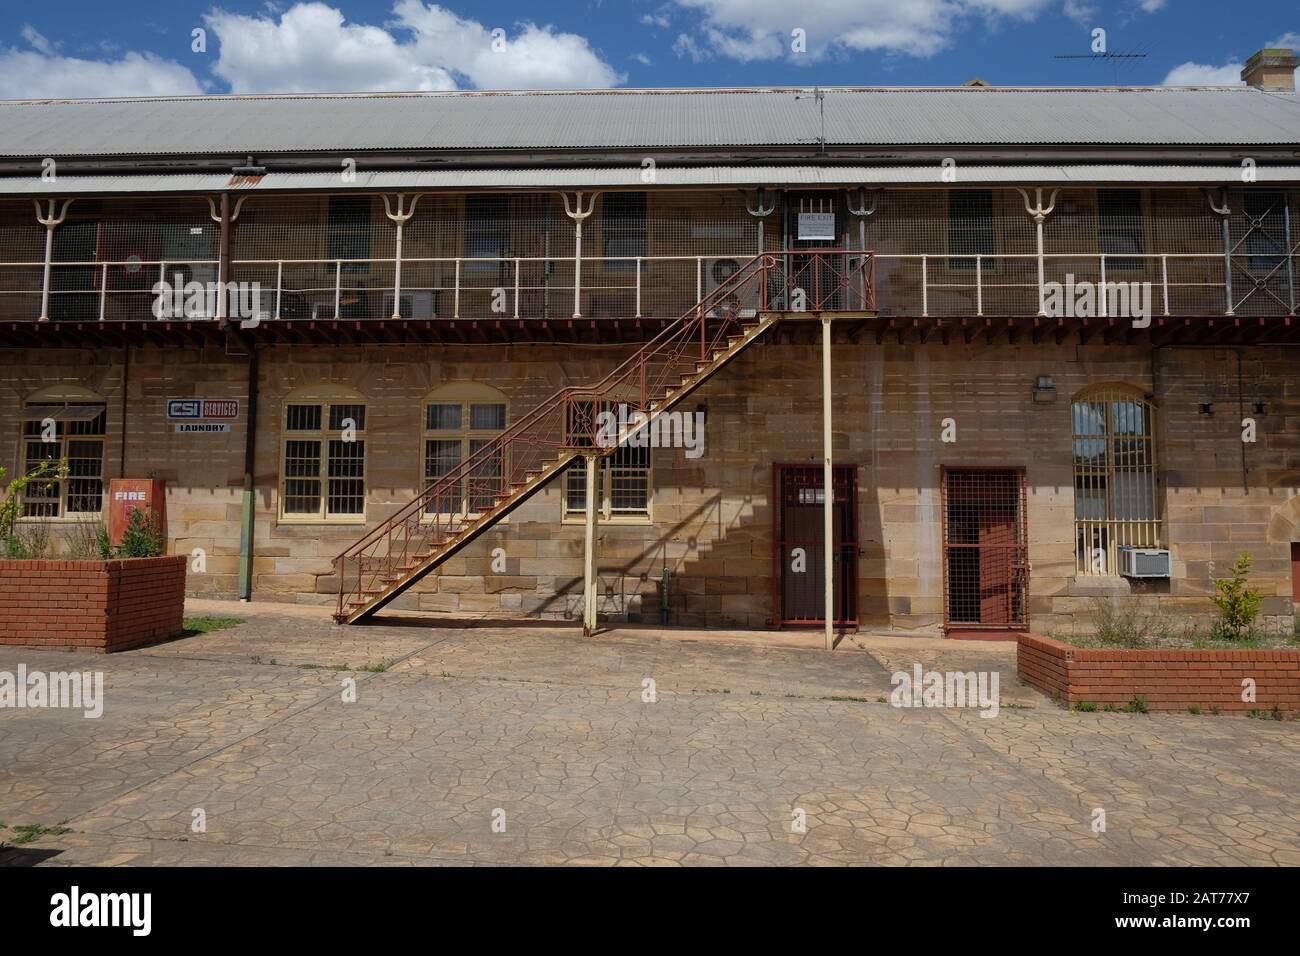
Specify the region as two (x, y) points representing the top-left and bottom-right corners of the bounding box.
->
(0, 556), (186, 653)
(1018, 633), (1300, 712)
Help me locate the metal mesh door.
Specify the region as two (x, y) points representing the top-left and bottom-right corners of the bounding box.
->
(942, 469), (1028, 628)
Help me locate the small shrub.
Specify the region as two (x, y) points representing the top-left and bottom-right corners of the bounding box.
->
(1187, 704), (1202, 715)
(116, 507), (164, 558)
(0, 460), (69, 541)
(1087, 596), (1162, 649)
(1126, 695), (1149, 714)
(96, 525), (113, 560)
(1073, 701), (1098, 713)
(63, 521), (106, 559)
(1210, 552), (1263, 641)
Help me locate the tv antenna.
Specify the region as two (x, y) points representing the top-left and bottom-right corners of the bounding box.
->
(794, 87), (826, 154)
(1054, 50), (1149, 84)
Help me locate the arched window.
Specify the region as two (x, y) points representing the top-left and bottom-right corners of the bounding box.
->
(21, 385), (108, 518)
(280, 385), (367, 522)
(1072, 386), (1160, 574)
(423, 383), (508, 516)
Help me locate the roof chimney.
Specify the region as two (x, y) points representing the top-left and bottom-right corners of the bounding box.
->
(1240, 47), (1298, 91)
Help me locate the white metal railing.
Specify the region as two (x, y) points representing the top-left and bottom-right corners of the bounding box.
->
(0, 251), (1295, 323)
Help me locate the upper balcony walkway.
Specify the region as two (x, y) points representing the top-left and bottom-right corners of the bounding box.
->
(2, 187), (1298, 346)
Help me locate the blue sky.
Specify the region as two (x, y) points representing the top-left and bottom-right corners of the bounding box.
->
(0, 0), (1295, 98)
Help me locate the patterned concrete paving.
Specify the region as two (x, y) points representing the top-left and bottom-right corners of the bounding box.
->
(1, 599), (1298, 866)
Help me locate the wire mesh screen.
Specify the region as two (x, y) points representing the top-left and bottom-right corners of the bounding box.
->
(942, 469), (1028, 628)
(5, 187), (1298, 323)
(0, 200), (43, 321)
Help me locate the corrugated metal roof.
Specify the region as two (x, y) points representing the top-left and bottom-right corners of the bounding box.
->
(1, 87), (1298, 157)
(2, 165), (1298, 195)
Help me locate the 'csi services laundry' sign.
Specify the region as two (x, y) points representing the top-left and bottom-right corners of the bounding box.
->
(166, 399), (240, 420)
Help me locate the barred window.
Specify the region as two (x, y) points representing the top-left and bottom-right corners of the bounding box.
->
(20, 393), (107, 518)
(947, 190), (995, 270)
(565, 443), (652, 520)
(464, 195), (509, 272)
(601, 192), (646, 271)
(423, 383), (508, 516)
(1098, 189), (1145, 271)
(280, 389), (366, 521)
(1073, 387), (1161, 574)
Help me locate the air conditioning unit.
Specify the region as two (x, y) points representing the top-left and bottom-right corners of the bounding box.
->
(703, 257), (757, 318)
(1119, 547), (1171, 578)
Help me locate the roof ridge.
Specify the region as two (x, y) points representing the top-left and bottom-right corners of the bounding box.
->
(0, 85), (1279, 107)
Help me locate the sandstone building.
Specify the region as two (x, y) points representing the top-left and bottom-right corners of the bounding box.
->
(2, 50), (1299, 637)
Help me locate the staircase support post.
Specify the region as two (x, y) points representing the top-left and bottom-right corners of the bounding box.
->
(582, 453), (599, 636)
(822, 315), (834, 651)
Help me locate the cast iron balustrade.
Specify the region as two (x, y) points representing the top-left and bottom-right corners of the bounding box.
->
(331, 249), (875, 623)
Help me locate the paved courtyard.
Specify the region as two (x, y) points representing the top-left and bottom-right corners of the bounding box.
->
(2, 598), (1298, 866)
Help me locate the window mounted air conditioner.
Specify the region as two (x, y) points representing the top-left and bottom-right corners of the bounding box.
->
(1119, 546), (1170, 578)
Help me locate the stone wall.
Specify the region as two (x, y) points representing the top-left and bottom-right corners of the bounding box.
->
(1, 339), (1296, 634)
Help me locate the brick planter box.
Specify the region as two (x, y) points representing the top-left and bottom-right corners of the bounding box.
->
(0, 556), (187, 653)
(1018, 633), (1300, 712)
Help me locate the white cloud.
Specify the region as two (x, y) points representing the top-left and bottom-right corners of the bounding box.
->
(1139, 0), (1165, 11)
(1063, 0), (1097, 27)
(205, 1), (623, 94)
(1162, 61), (1244, 85)
(1268, 32), (1300, 50)
(669, 0), (1053, 62)
(392, 1), (625, 89)
(673, 33), (708, 62)
(0, 27), (202, 99)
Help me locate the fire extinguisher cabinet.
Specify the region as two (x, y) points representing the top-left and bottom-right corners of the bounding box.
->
(107, 479), (168, 548)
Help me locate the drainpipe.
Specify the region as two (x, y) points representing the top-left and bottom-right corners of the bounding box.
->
(238, 348), (260, 602)
(1016, 188), (1058, 316)
(561, 192), (598, 318)
(34, 199), (73, 322)
(822, 314), (834, 650)
(382, 194), (423, 318)
(207, 194), (249, 326)
(847, 187), (880, 309)
(1206, 188), (1234, 316)
(745, 188), (776, 254)
(119, 347), (129, 476)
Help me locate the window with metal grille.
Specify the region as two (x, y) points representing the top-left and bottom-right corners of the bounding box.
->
(565, 443), (651, 520)
(946, 190), (995, 270)
(464, 195), (510, 272)
(1072, 387), (1161, 575)
(601, 192), (646, 271)
(280, 398), (366, 521)
(422, 385), (508, 516)
(20, 403), (107, 518)
(327, 196), (373, 270)
(1098, 189), (1145, 271)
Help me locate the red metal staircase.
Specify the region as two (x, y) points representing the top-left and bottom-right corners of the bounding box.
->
(333, 249), (874, 624)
